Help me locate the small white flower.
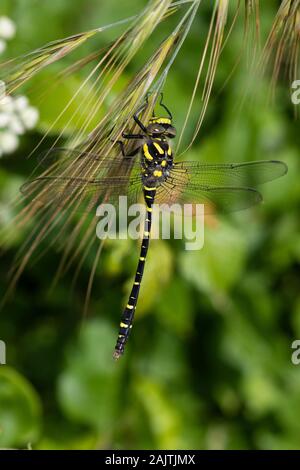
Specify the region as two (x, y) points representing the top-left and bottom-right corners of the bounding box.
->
(20, 107), (39, 130)
(0, 39), (6, 54)
(0, 131), (19, 154)
(0, 112), (10, 127)
(0, 18), (39, 157)
(8, 116), (25, 135)
(1, 95), (14, 112)
(0, 16), (16, 40)
(14, 95), (29, 111)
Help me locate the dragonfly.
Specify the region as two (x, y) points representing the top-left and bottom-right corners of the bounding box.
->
(21, 95), (288, 359)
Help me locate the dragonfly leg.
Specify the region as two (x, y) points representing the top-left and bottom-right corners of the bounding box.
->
(159, 93), (173, 120)
(114, 140), (141, 157)
(122, 95), (151, 136)
(133, 113), (148, 133)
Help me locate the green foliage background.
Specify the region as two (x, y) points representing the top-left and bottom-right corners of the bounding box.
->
(0, 0), (299, 450)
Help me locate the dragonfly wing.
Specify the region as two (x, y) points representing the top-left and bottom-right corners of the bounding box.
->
(37, 147), (101, 168)
(21, 147), (144, 212)
(21, 172), (143, 213)
(35, 148), (142, 177)
(37, 146), (126, 170)
(155, 179), (263, 214)
(172, 160), (288, 187)
(23, 151), (287, 215)
(154, 159), (287, 214)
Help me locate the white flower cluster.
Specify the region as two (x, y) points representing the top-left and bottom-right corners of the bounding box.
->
(0, 88), (39, 157)
(0, 16), (16, 54)
(0, 17), (39, 157)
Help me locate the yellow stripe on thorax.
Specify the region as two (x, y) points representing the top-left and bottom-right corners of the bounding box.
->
(143, 143), (153, 161)
(153, 142), (164, 154)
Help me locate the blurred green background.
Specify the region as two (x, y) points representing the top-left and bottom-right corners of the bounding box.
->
(0, 0), (300, 450)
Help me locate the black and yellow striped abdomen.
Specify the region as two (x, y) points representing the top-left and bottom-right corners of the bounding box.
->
(113, 186), (156, 360)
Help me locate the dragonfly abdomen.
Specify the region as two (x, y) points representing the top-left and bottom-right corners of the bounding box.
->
(113, 187), (156, 360)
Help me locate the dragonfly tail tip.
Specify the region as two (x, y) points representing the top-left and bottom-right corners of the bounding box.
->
(113, 349), (122, 361)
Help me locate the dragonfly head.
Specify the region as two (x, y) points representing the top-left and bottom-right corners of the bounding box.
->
(147, 117), (176, 139)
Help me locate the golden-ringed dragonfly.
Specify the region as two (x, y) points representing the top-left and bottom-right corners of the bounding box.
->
(21, 95), (288, 360)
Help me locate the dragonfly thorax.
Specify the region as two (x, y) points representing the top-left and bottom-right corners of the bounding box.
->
(141, 139), (173, 187)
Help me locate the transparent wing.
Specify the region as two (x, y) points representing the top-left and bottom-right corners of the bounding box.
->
(171, 160), (288, 187)
(22, 150), (287, 215)
(21, 174), (144, 213)
(21, 149), (144, 212)
(36, 146), (119, 167)
(156, 180), (263, 214)
(154, 159), (287, 214)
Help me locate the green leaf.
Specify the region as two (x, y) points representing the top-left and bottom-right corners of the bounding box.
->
(57, 319), (124, 434)
(156, 277), (194, 336)
(0, 367), (41, 448)
(135, 378), (182, 450)
(179, 221), (247, 295)
(241, 373), (281, 418)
